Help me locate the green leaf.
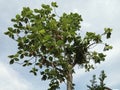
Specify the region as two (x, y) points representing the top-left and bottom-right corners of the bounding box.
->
(26, 62), (32, 66)
(44, 35), (51, 41)
(24, 60), (28, 63)
(106, 32), (111, 39)
(20, 54), (24, 59)
(17, 50), (23, 54)
(51, 2), (58, 7)
(98, 53), (106, 61)
(8, 55), (14, 58)
(86, 32), (95, 39)
(30, 68), (38, 76)
(104, 44), (113, 51)
(8, 27), (13, 32)
(23, 64), (26, 67)
(19, 22), (23, 27)
(4, 31), (10, 35)
(33, 67), (38, 72)
(49, 56), (53, 61)
(33, 72), (37, 76)
(41, 4), (51, 11)
(34, 9), (40, 13)
(98, 53), (106, 58)
(39, 29), (46, 34)
(92, 51), (97, 56)
(45, 69), (49, 73)
(16, 14), (21, 19)
(57, 40), (64, 46)
(11, 18), (17, 22)
(42, 75), (47, 80)
(40, 71), (44, 75)
(21, 7), (32, 17)
(24, 18), (28, 23)
(14, 58), (19, 61)
(9, 59), (14, 64)
(104, 28), (112, 39)
(36, 63), (42, 68)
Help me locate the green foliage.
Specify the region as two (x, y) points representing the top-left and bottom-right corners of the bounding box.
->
(5, 2), (112, 90)
(87, 71), (107, 90)
(51, 2), (58, 7)
(104, 28), (112, 39)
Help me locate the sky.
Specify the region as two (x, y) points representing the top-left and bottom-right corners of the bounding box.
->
(0, 0), (120, 90)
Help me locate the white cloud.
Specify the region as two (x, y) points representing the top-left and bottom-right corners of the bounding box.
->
(81, 22), (92, 30)
(107, 72), (120, 88)
(0, 62), (32, 90)
(73, 66), (86, 79)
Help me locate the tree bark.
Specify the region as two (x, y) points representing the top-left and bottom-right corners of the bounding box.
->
(67, 68), (73, 90)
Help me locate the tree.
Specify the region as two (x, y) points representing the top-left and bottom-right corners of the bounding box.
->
(4, 2), (112, 90)
(87, 70), (112, 90)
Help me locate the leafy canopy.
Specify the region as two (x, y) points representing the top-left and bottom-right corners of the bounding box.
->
(5, 2), (112, 90)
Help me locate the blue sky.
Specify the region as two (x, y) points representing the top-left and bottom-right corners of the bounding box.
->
(0, 0), (120, 90)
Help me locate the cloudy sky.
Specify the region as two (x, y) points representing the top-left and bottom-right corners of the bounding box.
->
(0, 0), (120, 90)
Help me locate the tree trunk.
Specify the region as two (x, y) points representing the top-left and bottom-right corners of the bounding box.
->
(67, 68), (73, 90)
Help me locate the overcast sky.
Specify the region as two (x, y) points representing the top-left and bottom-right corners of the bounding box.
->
(0, 0), (120, 90)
